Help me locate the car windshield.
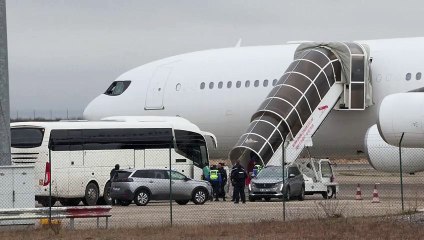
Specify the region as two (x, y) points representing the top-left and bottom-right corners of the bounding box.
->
(256, 167), (287, 179)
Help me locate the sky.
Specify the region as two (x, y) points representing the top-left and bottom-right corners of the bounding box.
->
(6, 0), (424, 118)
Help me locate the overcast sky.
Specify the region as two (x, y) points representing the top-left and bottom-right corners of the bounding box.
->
(6, 0), (424, 118)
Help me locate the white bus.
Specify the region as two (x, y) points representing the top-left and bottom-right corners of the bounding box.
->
(10, 117), (216, 207)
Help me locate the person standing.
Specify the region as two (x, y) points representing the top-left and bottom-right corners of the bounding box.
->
(217, 163), (227, 201)
(230, 163), (238, 201)
(231, 160), (247, 204)
(209, 165), (220, 201)
(109, 164), (120, 206)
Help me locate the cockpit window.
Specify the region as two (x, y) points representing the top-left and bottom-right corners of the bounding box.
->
(104, 81), (131, 96)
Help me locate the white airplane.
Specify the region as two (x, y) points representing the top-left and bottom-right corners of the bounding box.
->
(83, 37), (424, 174)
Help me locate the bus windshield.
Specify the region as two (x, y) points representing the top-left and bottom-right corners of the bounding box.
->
(175, 130), (208, 168)
(11, 128), (44, 148)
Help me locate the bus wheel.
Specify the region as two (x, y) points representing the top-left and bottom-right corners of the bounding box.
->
(38, 198), (56, 207)
(60, 198), (81, 206)
(83, 182), (99, 206)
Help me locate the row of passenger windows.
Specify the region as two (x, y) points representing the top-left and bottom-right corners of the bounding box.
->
(200, 79), (279, 90)
(406, 72), (422, 81)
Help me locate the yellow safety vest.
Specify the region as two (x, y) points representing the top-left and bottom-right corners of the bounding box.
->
(210, 170), (219, 181)
(255, 165), (262, 172)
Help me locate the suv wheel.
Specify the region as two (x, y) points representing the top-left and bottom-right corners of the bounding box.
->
(176, 200), (189, 205)
(248, 196), (256, 202)
(117, 199), (131, 206)
(298, 186), (305, 201)
(192, 188), (207, 205)
(134, 189), (150, 206)
(103, 182), (112, 205)
(283, 186), (291, 201)
(83, 183), (99, 206)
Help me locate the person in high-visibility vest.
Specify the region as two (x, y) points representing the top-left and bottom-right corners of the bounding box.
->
(252, 164), (262, 177)
(209, 165), (220, 201)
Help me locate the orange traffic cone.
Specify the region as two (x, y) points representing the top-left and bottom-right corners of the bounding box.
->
(372, 184), (380, 203)
(355, 183), (363, 200)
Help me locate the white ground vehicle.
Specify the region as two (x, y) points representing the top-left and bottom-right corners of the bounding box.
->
(10, 117), (216, 206)
(296, 158), (339, 199)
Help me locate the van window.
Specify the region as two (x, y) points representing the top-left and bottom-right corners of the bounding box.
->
(321, 162), (333, 177)
(11, 128), (44, 148)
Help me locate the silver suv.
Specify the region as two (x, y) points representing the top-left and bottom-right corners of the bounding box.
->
(110, 169), (213, 206)
(248, 165), (305, 202)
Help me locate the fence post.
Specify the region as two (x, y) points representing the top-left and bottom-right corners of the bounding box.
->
(282, 139), (286, 222)
(49, 148), (52, 226)
(399, 132), (405, 212)
(169, 143), (173, 226)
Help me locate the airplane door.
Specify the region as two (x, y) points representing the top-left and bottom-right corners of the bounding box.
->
(145, 66), (172, 110)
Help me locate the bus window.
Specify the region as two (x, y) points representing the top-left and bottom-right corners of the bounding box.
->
(11, 128), (44, 148)
(175, 130), (208, 168)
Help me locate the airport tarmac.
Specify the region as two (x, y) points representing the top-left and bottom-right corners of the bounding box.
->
(56, 163), (424, 229)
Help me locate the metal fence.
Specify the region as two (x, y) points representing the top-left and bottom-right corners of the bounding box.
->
(2, 142), (424, 230)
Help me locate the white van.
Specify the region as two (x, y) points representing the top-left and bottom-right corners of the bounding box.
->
(296, 158), (339, 199)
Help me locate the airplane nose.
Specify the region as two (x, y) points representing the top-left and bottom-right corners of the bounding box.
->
(83, 95), (104, 120)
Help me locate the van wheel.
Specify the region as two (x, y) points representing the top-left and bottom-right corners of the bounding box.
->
(248, 196), (256, 202)
(176, 200), (189, 205)
(192, 188), (208, 205)
(83, 183), (99, 206)
(322, 186), (334, 199)
(134, 189), (150, 206)
(117, 199), (131, 206)
(103, 182), (112, 205)
(264, 197), (271, 202)
(298, 186), (305, 201)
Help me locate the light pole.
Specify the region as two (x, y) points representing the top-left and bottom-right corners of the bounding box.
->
(0, 0), (11, 166)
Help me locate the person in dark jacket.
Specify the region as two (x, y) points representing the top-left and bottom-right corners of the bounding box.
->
(231, 161), (247, 204)
(217, 163), (227, 201)
(230, 163), (238, 201)
(109, 164), (120, 205)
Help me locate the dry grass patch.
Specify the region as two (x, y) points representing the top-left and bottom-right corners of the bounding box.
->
(2, 217), (424, 239)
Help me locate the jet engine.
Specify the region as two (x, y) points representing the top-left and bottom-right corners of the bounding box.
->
(378, 92), (424, 147)
(365, 124), (424, 173)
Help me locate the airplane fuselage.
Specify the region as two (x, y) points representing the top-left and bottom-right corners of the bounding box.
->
(84, 37), (424, 159)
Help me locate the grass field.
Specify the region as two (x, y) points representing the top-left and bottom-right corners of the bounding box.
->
(1, 217), (424, 239)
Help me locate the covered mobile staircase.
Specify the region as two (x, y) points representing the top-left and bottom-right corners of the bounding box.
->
(229, 42), (373, 169)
